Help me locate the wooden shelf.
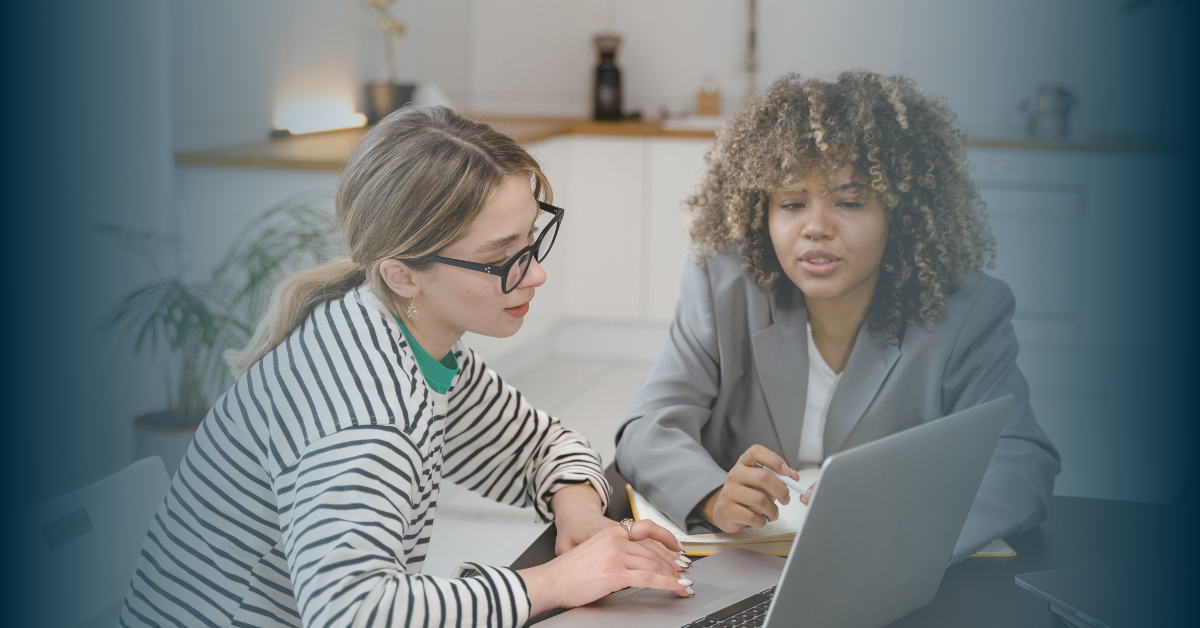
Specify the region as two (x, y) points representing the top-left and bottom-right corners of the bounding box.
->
(173, 115), (718, 171)
(969, 137), (1176, 154)
(174, 114), (1176, 172)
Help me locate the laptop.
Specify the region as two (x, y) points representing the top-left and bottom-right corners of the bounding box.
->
(540, 395), (1013, 628)
(1015, 560), (1188, 627)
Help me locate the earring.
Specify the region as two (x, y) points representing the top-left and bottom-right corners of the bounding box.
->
(405, 298), (418, 321)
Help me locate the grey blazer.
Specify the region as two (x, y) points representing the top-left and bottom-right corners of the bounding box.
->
(614, 251), (1060, 562)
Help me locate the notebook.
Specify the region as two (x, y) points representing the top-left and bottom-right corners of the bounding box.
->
(970, 537), (1016, 558)
(626, 469), (820, 556)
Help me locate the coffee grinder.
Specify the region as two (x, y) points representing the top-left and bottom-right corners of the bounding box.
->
(593, 34), (622, 120)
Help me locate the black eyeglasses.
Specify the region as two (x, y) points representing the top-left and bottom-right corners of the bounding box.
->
(430, 201), (563, 294)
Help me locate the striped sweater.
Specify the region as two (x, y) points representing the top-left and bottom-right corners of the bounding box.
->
(118, 286), (610, 628)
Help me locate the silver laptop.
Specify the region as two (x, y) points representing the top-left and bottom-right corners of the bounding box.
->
(541, 395), (1013, 628)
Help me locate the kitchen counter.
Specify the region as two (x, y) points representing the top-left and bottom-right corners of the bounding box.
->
(174, 116), (715, 171)
(174, 115), (1176, 171)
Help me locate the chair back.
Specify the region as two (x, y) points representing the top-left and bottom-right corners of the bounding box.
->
(13, 456), (170, 628)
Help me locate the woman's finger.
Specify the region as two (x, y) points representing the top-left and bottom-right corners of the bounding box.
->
(732, 503), (771, 529)
(630, 520), (683, 553)
(623, 535), (686, 573)
(637, 538), (690, 570)
(726, 483), (781, 522)
(622, 567), (694, 597)
(800, 483), (815, 505)
(712, 509), (748, 534)
(622, 553), (681, 580)
(714, 499), (761, 530)
(739, 444), (798, 481)
(732, 465), (790, 505)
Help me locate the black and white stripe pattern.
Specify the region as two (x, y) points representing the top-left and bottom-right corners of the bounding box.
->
(119, 286), (609, 628)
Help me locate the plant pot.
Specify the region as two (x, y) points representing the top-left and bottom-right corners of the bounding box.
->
(364, 82), (416, 124)
(133, 411), (199, 477)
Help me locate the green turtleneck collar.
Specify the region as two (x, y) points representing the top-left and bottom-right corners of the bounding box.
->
(391, 313), (459, 394)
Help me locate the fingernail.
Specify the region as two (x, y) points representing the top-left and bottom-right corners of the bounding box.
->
(680, 555), (692, 563)
(677, 578), (693, 586)
(686, 586), (696, 596)
(675, 559), (689, 569)
(679, 550), (688, 555)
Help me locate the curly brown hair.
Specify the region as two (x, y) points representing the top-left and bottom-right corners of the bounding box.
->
(687, 71), (995, 344)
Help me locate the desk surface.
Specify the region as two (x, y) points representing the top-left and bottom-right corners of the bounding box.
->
(510, 465), (1196, 627)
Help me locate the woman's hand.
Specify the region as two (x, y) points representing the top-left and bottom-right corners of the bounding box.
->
(552, 484), (688, 577)
(518, 520), (693, 616)
(555, 509), (620, 554)
(700, 444), (800, 533)
(551, 484), (619, 555)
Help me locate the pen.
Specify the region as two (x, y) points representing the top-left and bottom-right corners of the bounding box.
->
(756, 463), (811, 495)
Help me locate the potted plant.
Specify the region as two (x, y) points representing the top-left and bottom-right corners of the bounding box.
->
(104, 194), (341, 473)
(362, 0), (413, 123)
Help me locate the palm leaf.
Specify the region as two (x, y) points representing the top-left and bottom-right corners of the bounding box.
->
(102, 192), (340, 425)
(93, 225), (184, 280)
(105, 280), (226, 357)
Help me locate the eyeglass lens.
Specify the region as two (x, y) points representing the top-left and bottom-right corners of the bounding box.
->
(504, 210), (560, 293)
(534, 210), (560, 262)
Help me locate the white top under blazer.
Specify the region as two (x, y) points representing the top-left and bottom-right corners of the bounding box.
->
(118, 285), (610, 628)
(797, 323), (842, 469)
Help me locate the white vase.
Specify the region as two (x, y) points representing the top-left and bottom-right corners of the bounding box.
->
(133, 412), (198, 477)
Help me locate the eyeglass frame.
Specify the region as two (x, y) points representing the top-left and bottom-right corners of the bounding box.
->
(428, 200), (564, 294)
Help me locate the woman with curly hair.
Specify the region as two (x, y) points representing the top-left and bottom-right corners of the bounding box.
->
(615, 71), (1060, 562)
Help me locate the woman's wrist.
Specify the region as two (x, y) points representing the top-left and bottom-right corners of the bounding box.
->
(697, 487), (722, 525)
(550, 483), (605, 521)
(517, 563), (560, 617)
(551, 483), (619, 555)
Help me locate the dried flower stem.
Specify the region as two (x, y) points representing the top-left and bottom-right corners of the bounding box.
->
(364, 0), (406, 85)
(383, 29), (397, 84)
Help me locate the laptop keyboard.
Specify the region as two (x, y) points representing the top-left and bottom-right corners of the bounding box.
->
(681, 586), (776, 628)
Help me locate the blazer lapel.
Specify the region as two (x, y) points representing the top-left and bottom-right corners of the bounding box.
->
(824, 324), (902, 455)
(751, 282), (808, 469)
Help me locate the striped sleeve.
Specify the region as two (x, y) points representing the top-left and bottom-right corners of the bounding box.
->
(276, 425), (531, 628)
(443, 346), (611, 522)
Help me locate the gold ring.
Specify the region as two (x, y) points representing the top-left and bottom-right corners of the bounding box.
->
(620, 518), (635, 541)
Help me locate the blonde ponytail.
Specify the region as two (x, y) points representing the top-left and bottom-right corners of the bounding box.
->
(224, 259), (365, 377)
(223, 105), (551, 378)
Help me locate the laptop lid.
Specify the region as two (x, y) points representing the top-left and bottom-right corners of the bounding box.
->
(763, 395), (1012, 628)
(1016, 560), (1188, 628)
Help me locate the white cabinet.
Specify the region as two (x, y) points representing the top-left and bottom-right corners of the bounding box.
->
(646, 139), (712, 321)
(558, 136), (647, 321)
(985, 185), (1084, 322)
(971, 149), (1088, 348)
(530, 135), (712, 324)
(967, 147), (1191, 504)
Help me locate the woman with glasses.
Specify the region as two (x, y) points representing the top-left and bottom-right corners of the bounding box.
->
(615, 72), (1060, 562)
(119, 106), (693, 628)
